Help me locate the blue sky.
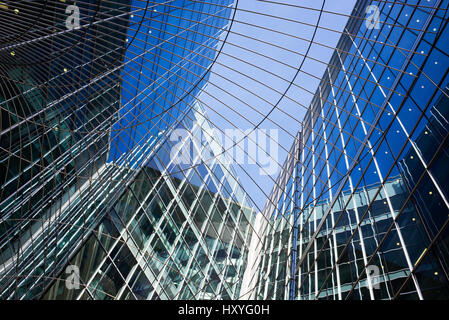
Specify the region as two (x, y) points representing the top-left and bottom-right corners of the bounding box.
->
(200, 0), (358, 211)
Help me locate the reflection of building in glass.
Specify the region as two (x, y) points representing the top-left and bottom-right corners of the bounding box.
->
(244, 0), (449, 300)
(109, 0), (233, 166)
(0, 0), (130, 299)
(397, 88), (449, 299)
(44, 103), (254, 300)
(251, 177), (424, 300)
(3, 0), (449, 301)
(0, 1), (251, 300)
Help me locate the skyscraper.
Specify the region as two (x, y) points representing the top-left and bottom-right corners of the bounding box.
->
(0, 0), (131, 298)
(43, 102), (254, 300)
(0, 0), (253, 300)
(246, 0), (449, 300)
(3, 0), (449, 302)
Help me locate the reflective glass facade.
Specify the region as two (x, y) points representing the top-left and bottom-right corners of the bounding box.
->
(0, 0), (130, 299)
(0, 0), (252, 300)
(4, 0), (449, 301)
(248, 0), (449, 300)
(43, 103), (254, 300)
(109, 0), (233, 166)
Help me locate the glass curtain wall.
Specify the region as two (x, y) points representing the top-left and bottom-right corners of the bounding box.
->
(251, 0), (449, 300)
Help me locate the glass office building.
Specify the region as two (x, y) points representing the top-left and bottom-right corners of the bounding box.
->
(43, 102), (254, 300)
(0, 0), (254, 300)
(248, 0), (449, 300)
(0, 0), (131, 299)
(109, 0), (233, 166)
(3, 0), (449, 301)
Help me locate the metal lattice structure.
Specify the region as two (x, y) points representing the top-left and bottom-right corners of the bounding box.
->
(1, 0), (449, 300)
